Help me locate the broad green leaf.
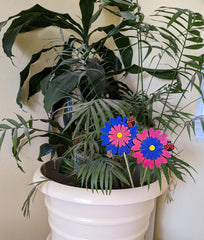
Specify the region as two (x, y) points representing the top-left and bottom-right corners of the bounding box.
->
(37, 143), (59, 161)
(145, 68), (178, 80)
(79, 0), (95, 39)
(113, 32), (133, 67)
(183, 54), (204, 64)
(91, 2), (109, 24)
(86, 58), (106, 99)
(1, 4), (84, 58)
(92, 43), (122, 71)
(28, 67), (53, 99)
(128, 64), (178, 80)
(44, 70), (85, 112)
(101, 24), (133, 67)
(16, 48), (53, 107)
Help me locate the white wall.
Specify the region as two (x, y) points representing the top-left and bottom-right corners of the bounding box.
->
(0, 1), (204, 240)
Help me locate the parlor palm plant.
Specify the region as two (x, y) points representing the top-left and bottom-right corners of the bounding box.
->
(0, 0), (204, 217)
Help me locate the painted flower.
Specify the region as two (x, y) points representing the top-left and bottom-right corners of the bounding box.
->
(100, 116), (138, 156)
(131, 128), (171, 169)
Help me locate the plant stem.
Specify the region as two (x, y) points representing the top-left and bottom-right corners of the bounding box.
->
(141, 167), (147, 186)
(123, 153), (134, 188)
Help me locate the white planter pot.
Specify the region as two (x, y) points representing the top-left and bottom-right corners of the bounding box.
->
(33, 165), (167, 240)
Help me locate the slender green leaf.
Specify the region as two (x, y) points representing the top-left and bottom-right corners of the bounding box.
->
(0, 130), (6, 151)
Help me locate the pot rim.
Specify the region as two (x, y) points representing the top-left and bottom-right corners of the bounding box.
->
(33, 162), (168, 205)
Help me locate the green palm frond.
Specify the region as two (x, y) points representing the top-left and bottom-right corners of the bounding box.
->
(77, 156), (130, 194)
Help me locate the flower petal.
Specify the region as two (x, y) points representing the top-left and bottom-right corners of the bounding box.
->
(101, 122), (112, 133)
(143, 159), (154, 169)
(162, 150), (171, 158)
(131, 139), (141, 151)
(110, 116), (121, 126)
(118, 145), (130, 155)
(130, 125), (138, 137)
(159, 133), (168, 145)
(137, 129), (148, 142)
(132, 151), (144, 163)
(149, 128), (161, 138)
(106, 144), (117, 155)
(155, 156), (167, 168)
(127, 139), (134, 148)
(155, 160), (161, 168)
(100, 134), (110, 146)
(122, 117), (128, 126)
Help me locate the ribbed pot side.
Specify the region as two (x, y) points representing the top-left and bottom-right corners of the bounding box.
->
(33, 165), (168, 240)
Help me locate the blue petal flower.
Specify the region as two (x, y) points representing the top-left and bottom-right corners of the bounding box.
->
(100, 116), (139, 156)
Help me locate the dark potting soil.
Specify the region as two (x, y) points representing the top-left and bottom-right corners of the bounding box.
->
(40, 160), (78, 187)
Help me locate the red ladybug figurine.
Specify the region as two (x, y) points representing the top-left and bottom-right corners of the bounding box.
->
(127, 118), (135, 128)
(164, 140), (175, 151)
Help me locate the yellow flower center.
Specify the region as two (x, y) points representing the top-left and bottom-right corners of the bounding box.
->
(149, 145), (155, 151)
(117, 132), (123, 138)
